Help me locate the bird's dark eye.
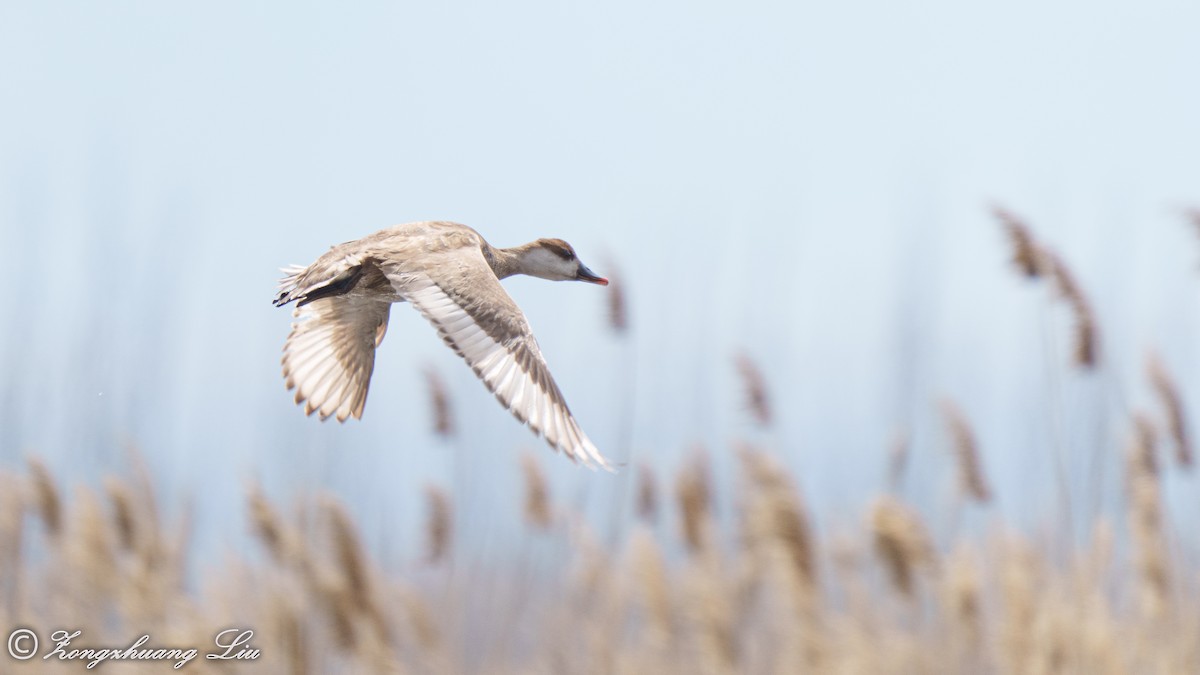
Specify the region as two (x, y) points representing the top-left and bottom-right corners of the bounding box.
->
(543, 239), (575, 261)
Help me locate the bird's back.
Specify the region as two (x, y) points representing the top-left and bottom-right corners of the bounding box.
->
(278, 221), (486, 306)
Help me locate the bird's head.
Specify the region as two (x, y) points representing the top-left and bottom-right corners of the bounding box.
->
(519, 238), (609, 285)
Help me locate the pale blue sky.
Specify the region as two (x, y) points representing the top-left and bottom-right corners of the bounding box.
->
(1, 1), (1198, 560)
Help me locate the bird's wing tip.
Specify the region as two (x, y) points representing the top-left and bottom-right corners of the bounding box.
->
(573, 445), (616, 473)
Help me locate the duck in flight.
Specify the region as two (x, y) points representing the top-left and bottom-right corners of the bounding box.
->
(273, 221), (613, 470)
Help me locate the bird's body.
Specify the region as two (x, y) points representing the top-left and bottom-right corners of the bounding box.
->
(274, 221), (612, 470)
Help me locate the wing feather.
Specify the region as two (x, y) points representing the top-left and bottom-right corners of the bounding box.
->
(281, 296), (391, 422)
(393, 251), (611, 470)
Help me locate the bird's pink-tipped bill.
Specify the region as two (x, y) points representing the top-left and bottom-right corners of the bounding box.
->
(577, 263), (608, 286)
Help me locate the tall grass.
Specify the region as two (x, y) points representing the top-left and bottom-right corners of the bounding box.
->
(1, 208), (1198, 673)
(3, 437), (1195, 673)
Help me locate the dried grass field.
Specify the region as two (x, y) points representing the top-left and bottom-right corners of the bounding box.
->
(2, 210), (1198, 674)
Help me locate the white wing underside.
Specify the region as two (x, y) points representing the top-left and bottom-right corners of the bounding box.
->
(400, 275), (610, 470)
(282, 296), (390, 423)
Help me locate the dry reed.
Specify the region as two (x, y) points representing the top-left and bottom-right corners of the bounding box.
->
(521, 451), (553, 530)
(424, 484), (453, 564)
(323, 497), (373, 615)
(1126, 413), (1169, 618)
(4, 203), (1195, 673)
(248, 480), (291, 563)
(941, 400), (992, 503)
(636, 462), (660, 523)
(0, 433), (1196, 674)
(1045, 251), (1099, 368)
(27, 456), (61, 537)
(739, 448), (817, 590)
(941, 544), (983, 662)
(625, 527), (673, 651)
(734, 353), (772, 427)
(869, 496), (934, 596)
(886, 428), (909, 493)
(0, 473), (24, 618)
(104, 478), (137, 552)
(994, 205), (1047, 277)
(1147, 352), (1193, 468)
(605, 261), (629, 333)
(995, 207), (1100, 368)
(676, 450), (714, 555)
(423, 365), (455, 438)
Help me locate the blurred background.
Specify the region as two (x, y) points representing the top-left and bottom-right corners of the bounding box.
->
(1, 1), (1198, 572)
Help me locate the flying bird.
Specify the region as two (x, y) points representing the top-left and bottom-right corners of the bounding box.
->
(273, 221), (612, 470)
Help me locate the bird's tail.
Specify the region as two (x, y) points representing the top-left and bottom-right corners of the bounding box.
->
(273, 265), (309, 307)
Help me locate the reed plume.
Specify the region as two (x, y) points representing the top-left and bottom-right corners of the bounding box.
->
(318, 497), (394, 656)
(636, 463), (660, 523)
(995, 207), (1099, 368)
(605, 261), (628, 333)
(0, 474), (22, 553)
(739, 448), (817, 589)
(627, 527), (672, 639)
(942, 545), (982, 653)
(887, 428), (910, 493)
(1126, 413), (1169, 618)
(994, 205), (1047, 277)
(1, 437), (1198, 673)
(248, 481), (291, 563)
(736, 448), (826, 670)
(398, 585), (442, 652)
(271, 594), (311, 675)
(423, 484), (453, 564)
(324, 497), (373, 613)
(676, 450), (714, 555)
(27, 456), (61, 537)
(734, 353), (772, 426)
(941, 400), (992, 503)
(104, 478), (137, 551)
(521, 452), (553, 530)
(1129, 412), (1159, 477)
(0, 473), (24, 609)
(996, 536), (1039, 673)
(1147, 352), (1192, 468)
(1045, 251), (1099, 368)
(680, 560), (737, 675)
(870, 496), (934, 596)
(423, 365), (455, 438)
(66, 485), (116, 596)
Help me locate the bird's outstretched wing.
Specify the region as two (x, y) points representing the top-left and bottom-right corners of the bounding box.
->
(390, 247), (612, 470)
(281, 294), (391, 422)
(277, 252), (396, 422)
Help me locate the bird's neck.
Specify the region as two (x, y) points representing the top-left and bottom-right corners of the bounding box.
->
(483, 241), (537, 279)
